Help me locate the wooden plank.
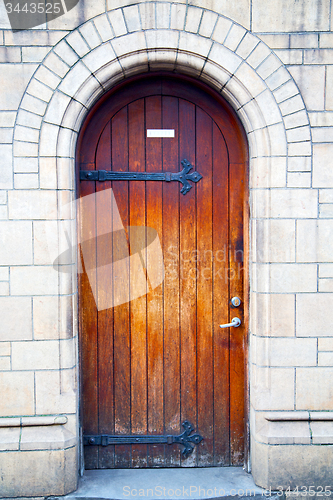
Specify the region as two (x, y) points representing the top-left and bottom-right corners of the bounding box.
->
(94, 122), (115, 468)
(79, 136), (98, 469)
(178, 98), (197, 466)
(242, 158), (250, 471)
(195, 107), (214, 466)
(229, 157), (245, 465)
(128, 98), (148, 467)
(212, 123), (230, 465)
(111, 106), (132, 468)
(162, 95), (181, 466)
(145, 95), (164, 466)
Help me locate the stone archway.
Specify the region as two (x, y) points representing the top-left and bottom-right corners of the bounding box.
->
(11, 1), (313, 480)
(14, 4), (311, 183)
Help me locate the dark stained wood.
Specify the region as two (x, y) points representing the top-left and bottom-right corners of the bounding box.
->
(212, 123), (230, 465)
(78, 75), (248, 469)
(145, 96), (165, 466)
(162, 95), (181, 467)
(128, 99), (148, 467)
(80, 249), (98, 469)
(95, 123), (115, 468)
(196, 107), (214, 466)
(79, 127), (99, 469)
(179, 99), (197, 467)
(229, 159), (245, 465)
(111, 107), (131, 467)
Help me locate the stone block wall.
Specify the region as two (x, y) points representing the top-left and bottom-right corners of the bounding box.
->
(0, 0), (333, 495)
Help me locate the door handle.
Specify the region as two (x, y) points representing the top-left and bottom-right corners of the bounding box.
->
(219, 317), (241, 329)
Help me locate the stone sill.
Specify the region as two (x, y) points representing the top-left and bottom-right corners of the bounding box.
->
(254, 411), (333, 444)
(264, 411), (333, 421)
(0, 416), (76, 452)
(0, 415), (68, 427)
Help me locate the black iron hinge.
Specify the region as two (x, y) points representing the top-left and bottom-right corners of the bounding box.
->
(83, 420), (203, 457)
(80, 159), (203, 195)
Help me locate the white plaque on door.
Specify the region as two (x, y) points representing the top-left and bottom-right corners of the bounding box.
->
(147, 129), (175, 138)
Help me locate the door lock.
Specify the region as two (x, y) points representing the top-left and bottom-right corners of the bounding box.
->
(230, 296), (241, 308)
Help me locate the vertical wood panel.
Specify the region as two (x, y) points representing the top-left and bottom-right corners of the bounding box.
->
(162, 96), (181, 466)
(80, 130), (99, 468)
(179, 99), (197, 466)
(229, 159), (245, 465)
(128, 99), (148, 467)
(196, 108), (214, 466)
(145, 96), (164, 466)
(80, 208), (98, 468)
(95, 123), (115, 468)
(111, 107), (131, 467)
(212, 123), (230, 465)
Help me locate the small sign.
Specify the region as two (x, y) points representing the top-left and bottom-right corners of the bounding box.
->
(147, 129), (175, 138)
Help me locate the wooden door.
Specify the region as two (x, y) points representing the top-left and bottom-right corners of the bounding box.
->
(77, 75), (248, 469)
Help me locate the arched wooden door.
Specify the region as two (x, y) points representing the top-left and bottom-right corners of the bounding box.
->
(77, 75), (248, 469)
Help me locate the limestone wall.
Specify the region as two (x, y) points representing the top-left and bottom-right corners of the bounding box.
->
(0, 0), (333, 495)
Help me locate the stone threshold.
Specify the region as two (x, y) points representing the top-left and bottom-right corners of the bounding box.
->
(53, 467), (271, 500)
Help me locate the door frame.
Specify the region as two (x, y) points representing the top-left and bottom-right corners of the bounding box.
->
(76, 72), (250, 469)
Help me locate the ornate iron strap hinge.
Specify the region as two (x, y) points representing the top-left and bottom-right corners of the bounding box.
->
(83, 420), (203, 457)
(80, 159), (203, 195)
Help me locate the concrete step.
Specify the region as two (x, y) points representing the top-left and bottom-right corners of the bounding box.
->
(57, 467), (276, 500)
